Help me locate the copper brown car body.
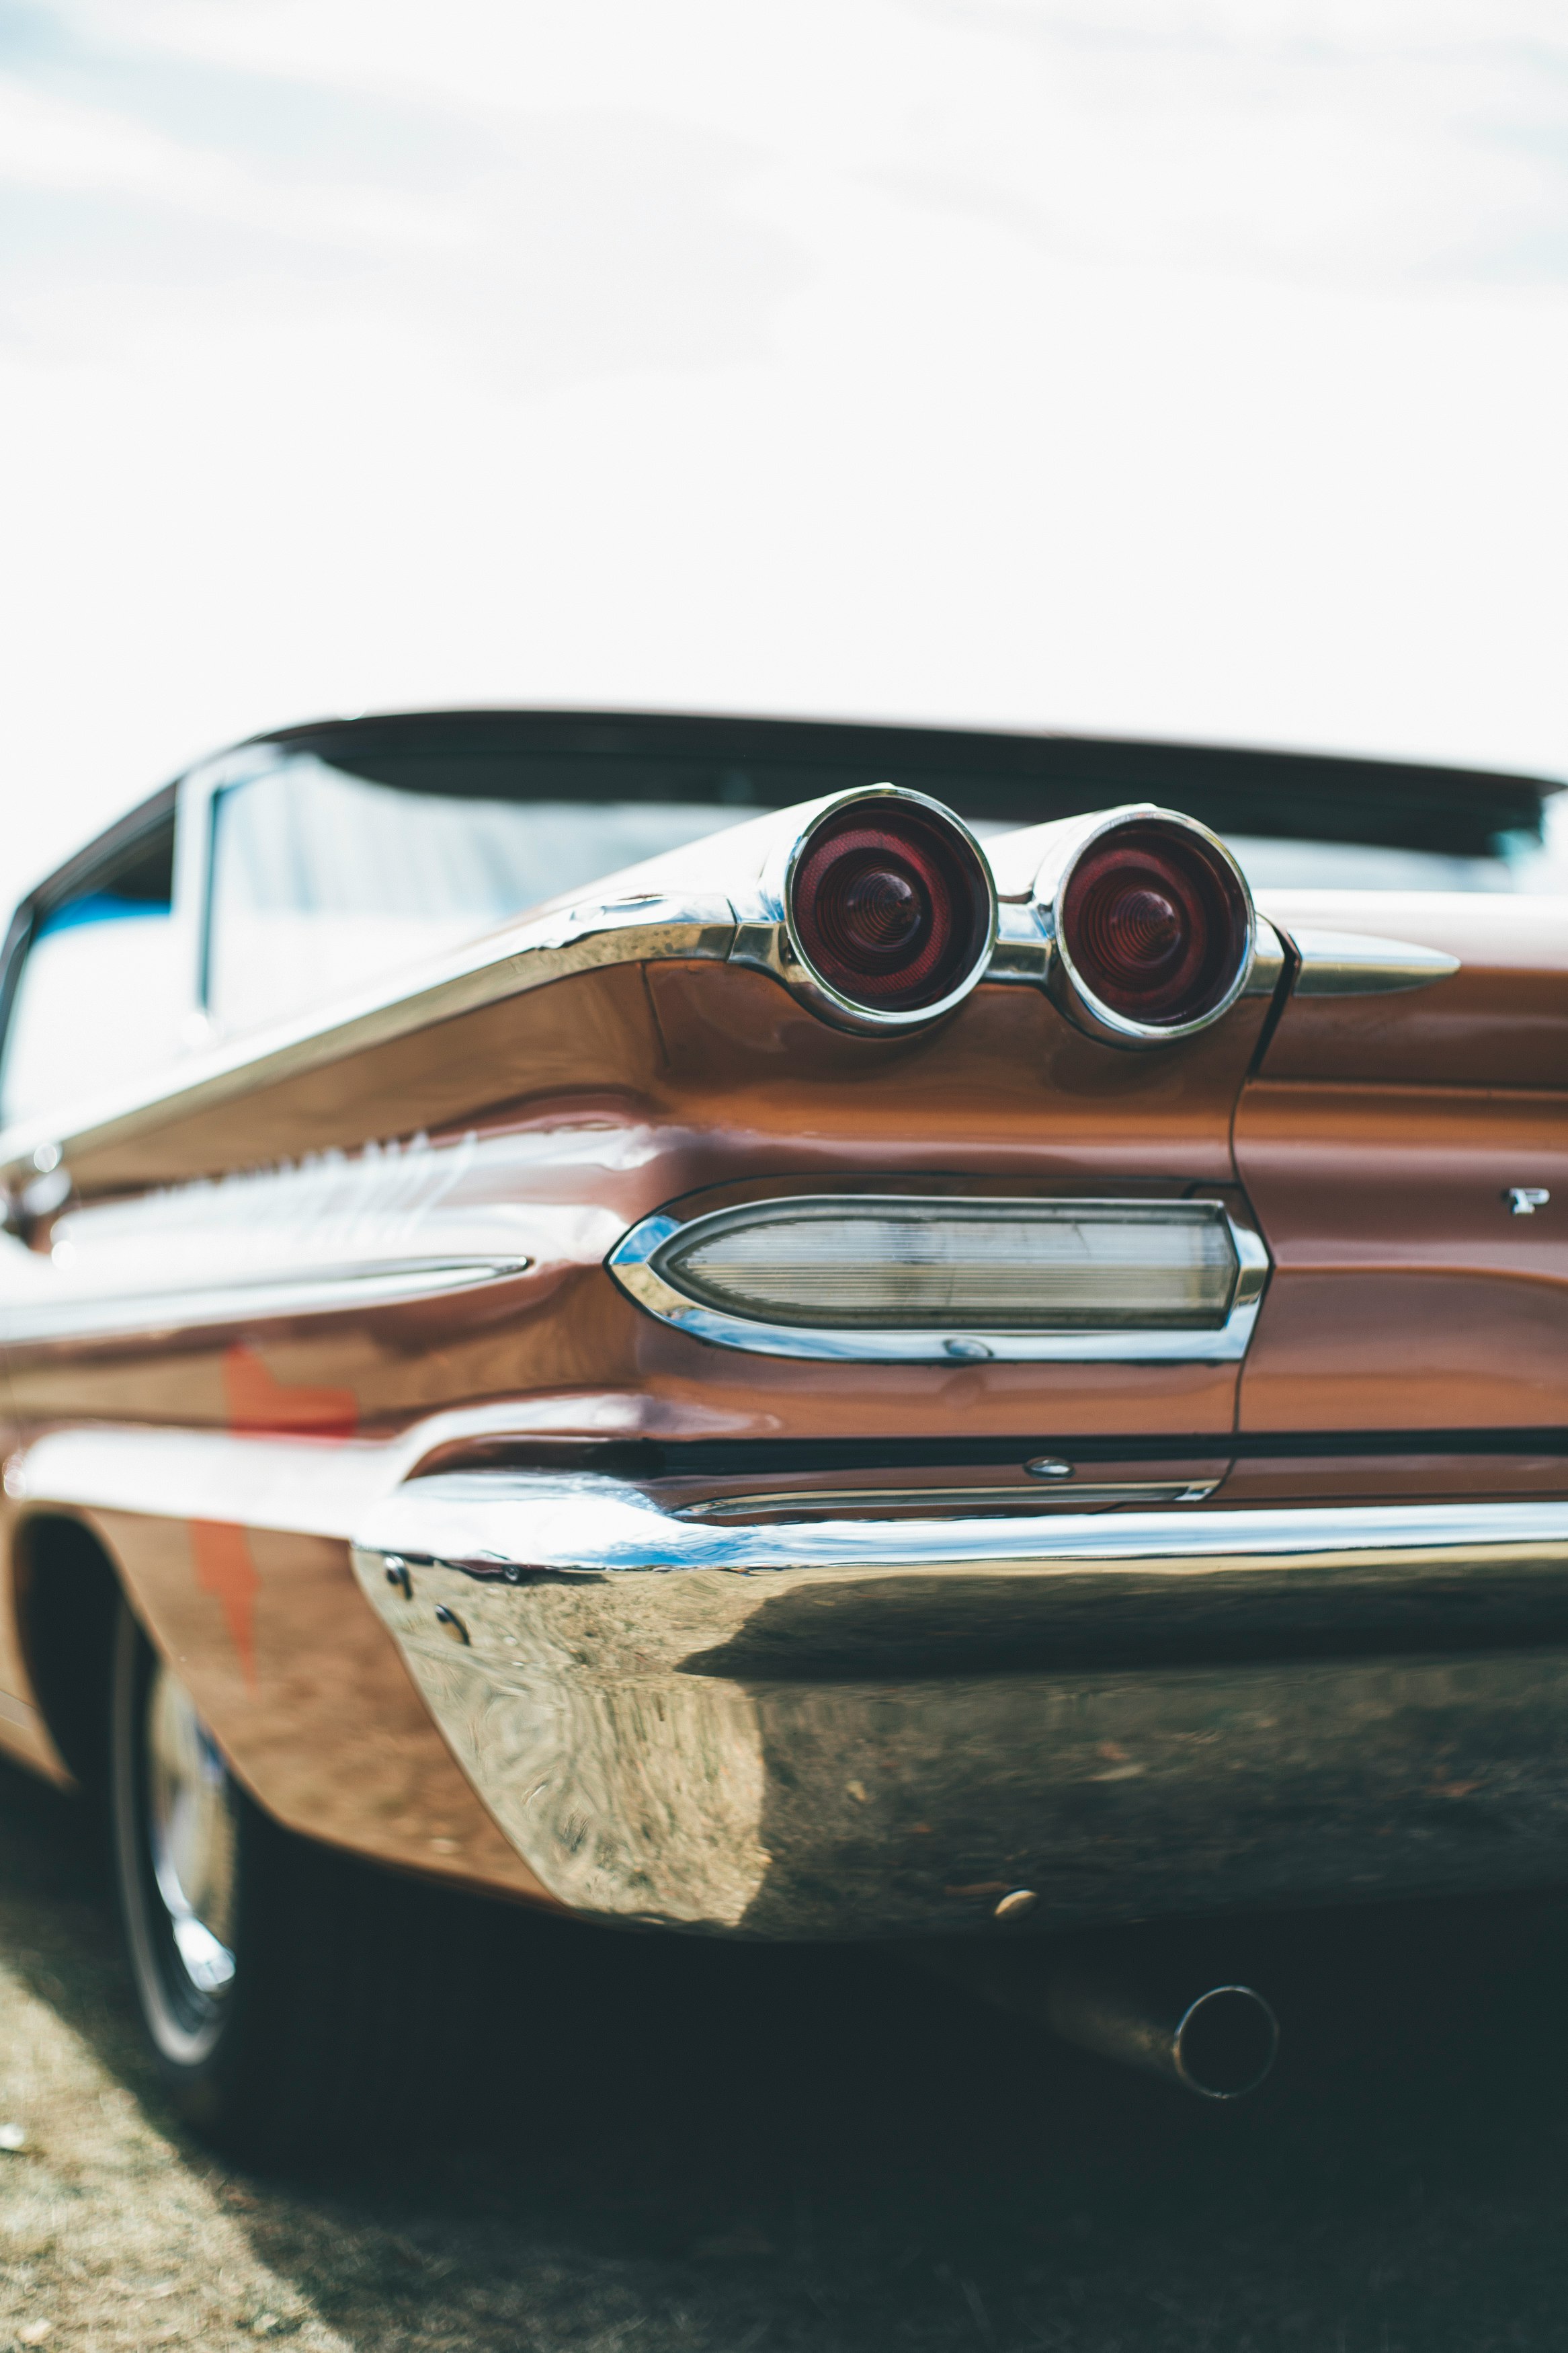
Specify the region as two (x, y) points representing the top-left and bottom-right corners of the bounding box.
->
(0, 709), (1563, 2131)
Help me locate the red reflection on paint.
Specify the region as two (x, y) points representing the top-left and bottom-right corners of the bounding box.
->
(223, 1345), (358, 1439)
(190, 1520), (261, 1687)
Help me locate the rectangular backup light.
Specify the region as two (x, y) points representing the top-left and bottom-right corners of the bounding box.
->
(606, 1194), (1269, 1365)
(660, 1199), (1239, 1332)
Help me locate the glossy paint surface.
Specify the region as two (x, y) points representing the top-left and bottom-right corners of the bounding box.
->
(97, 1508), (548, 1899)
(5, 960), (1281, 1449)
(0, 802), (1562, 1926)
(1236, 1083), (1568, 1430)
(1257, 891), (1568, 1086)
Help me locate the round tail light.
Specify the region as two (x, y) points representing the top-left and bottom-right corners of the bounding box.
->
(1055, 814), (1253, 1040)
(787, 795), (995, 1025)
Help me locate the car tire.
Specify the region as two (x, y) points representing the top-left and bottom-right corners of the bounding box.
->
(109, 1597), (434, 2162)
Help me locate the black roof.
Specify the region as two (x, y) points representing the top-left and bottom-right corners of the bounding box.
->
(257, 707), (1559, 860)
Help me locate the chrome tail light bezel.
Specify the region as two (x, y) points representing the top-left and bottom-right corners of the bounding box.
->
(757, 786), (999, 1037)
(608, 1192), (1270, 1363)
(1034, 803), (1258, 1048)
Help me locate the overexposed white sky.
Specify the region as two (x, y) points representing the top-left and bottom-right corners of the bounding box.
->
(2, 0), (1567, 902)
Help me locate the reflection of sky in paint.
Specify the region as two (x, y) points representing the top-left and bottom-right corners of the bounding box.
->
(2, 1), (1567, 905)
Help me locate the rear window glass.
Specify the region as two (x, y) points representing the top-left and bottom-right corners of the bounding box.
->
(206, 754), (739, 1037)
(200, 721), (1567, 1043)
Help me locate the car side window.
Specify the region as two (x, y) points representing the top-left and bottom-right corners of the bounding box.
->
(0, 815), (181, 1133)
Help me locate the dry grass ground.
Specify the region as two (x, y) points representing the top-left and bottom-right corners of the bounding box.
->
(5, 1752), (1568, 2351)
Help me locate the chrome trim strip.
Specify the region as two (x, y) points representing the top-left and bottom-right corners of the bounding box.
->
(0, 1254), (530, 1345)
(606, 1194), (1271, 1364)
(982, 897), (1055, 985)
(0, 1123), (634, 1350)
(0, 893), (735, 1187)
(1241, 914), (1289, 996)
(677, 1479), (1221, 1517)
(1284, 928), (1462, 996)
(2, 1392), (755, 1542)
(355, 1476), (1568, 1583)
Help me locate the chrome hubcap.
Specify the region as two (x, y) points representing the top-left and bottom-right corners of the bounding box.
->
(145, 1662), (238, 1995)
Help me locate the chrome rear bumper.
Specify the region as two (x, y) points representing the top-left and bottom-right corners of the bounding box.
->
(352, 1478), (1568, 1938)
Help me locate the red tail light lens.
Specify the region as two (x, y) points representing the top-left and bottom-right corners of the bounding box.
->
(790, 802), (991, 1014)
(1061, 821), (1249, 1029)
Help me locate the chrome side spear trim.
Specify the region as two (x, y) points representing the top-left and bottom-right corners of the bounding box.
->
(0, 893), (735, 1189)
(1284, 928), (1462, 995)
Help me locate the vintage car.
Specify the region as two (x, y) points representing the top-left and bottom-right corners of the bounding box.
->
(0, 709), (1563, 2148)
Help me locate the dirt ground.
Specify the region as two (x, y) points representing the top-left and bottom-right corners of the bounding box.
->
(4, 1759), (1568, 2351)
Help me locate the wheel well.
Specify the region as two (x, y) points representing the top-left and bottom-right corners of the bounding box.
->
(13, 1513), (122, 1792)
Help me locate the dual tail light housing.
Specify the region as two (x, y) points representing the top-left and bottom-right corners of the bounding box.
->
(760, 787), (1256, 1047)
(770, 787), (998, 1035)
(1037, 803), (1257, 1047)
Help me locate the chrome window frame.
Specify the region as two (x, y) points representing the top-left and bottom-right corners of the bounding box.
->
(606, 1193), (1271, 1364)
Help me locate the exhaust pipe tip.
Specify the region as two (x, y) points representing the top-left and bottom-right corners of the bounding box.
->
(1046, 1962), (1280, 2102)
(1171, 1984), (1280, 2102)
(904, 1939), (1281, 2103)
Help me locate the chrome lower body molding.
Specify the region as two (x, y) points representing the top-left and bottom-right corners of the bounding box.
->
(352, 1478), (1568, 1940)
